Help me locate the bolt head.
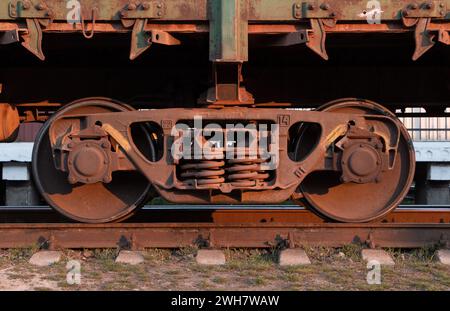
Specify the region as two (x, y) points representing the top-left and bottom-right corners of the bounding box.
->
(128, 3), (137, 10)
(320, 3), (330, 10)
(36, 3), (46, 10)
(411, 3), (418, 9)
(424, 2), (433, 9)
(308, 3), (315, 10)
(142, 2), (150, 10)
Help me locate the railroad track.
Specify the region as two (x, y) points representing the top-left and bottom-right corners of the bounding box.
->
(0, 205), (449, 249)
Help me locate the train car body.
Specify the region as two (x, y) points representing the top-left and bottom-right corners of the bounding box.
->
(0, 0), (449, 223)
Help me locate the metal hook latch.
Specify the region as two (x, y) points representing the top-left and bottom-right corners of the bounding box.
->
(81, 7), (98, 39)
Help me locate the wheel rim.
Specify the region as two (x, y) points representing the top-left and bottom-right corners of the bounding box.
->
(32, 98), (153, 223)
(298, 98), (415, 223)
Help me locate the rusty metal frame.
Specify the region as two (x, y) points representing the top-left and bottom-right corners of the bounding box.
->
(0, 0), (448, 61)
(0, 222), (449, 249)
(1, 0), (448, 22)
(47, 107), (403, 205)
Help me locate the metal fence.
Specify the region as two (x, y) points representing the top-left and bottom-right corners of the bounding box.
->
(398, 108), (450, 142)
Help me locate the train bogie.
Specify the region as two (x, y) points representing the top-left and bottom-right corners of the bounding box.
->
(0, 0), (448, 223)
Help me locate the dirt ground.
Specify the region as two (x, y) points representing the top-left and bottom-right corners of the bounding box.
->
(0, 245), (449, 291)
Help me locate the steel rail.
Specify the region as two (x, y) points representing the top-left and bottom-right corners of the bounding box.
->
(0, 206), (449, 248)
(0, 222), (449, 249)
(1, 206), (450, 224)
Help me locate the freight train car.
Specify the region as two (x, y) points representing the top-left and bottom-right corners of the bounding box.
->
(0, 0), (449, 223)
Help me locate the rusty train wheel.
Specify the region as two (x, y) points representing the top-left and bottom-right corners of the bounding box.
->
(298, 98), (415, 223)
(32, 98), (153, 223)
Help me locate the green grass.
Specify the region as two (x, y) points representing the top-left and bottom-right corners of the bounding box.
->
(7, 247), (39, 261)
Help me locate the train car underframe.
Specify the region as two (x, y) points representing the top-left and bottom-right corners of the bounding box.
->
(30, 95), (415, 223)
(0, 0), (448, 223)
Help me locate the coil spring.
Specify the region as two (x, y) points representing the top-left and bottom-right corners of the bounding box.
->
(226, 158), (270, 187)
(179, 160), (225, 186)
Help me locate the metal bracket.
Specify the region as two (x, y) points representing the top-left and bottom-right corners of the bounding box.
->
(412, 17), (436, 60)
(306, 18), (328, 60)
(366, 232), (376, 249)
(266, 31), (308, 47)
(120, 1), (165, 19)
(128, 19), (181, 60)
(402, 1), (447, 18)
(151, 30), (181, 46)
(438, 29), (450, 44)
(293, 2), (337, 19)
(8, 0), (53, 19)
(129, 19), (151, 60)
(22, 18), (45, 60)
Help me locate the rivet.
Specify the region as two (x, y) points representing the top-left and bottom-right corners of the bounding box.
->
(36, 3), (46, 10)
(142, 2), (150, 10)
(424, 2), (433, 9)
(23, 1), (31, 9)
(320, 3), (330, 10)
